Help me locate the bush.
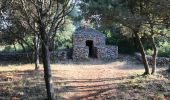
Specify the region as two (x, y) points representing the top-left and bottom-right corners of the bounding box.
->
(101, 29), (137, 54)
(146, 41), (170, 57)
(3, 45), (16, 52)
(158, 41), (170, 57)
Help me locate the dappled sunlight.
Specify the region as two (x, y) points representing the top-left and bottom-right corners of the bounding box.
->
(0, 59), (169, 99)
(0, 0), (169, 99)
(0, 69), (46, 99)
(53, 75), (170, 99)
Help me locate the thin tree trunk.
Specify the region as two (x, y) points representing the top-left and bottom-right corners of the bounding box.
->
(134, 31), (150, 75)
(18, 40), (26, 52)
(39, 18), (55, 99)
(13, 43), (17, 52)
(34, 33), (40, 70)
(41, 43), (55, 100)
(52, 40), (56, 62)
(151, 36), (158, 74)
(18, 37), (34, 51)
(169, 64), (170, 72)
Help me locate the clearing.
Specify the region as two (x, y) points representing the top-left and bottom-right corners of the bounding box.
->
(0, 55), (170, 100)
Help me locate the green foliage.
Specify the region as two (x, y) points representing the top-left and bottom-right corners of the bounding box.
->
(100, 28), (137, 54)
(1, 17), (74, 52)
(3, 45), (15, 52)
(3, 44), (23, 52)
(146, 39), (170, 57)
(158, 41), (170, 57)
(1, 35), (34, 53)
(146, 49), (153, 56)
(69, 3), (83, 28)
(117, 38), (137, 54)
(54, 17), (75, 49)
(80, 0), (170, 57)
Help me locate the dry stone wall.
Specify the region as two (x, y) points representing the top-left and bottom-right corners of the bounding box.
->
(106, 46), (118, 59)
(73, 46), (89, 60)
(53, 49), (74, 60)
(0, 52), (33, 61)
(135, 53), (170, 66)
(73, 34), (105, 47)
(96, 47), (106, 59)
(56, 50), (67, 60)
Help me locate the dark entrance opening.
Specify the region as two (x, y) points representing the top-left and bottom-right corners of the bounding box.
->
(86, 40), (97, 58)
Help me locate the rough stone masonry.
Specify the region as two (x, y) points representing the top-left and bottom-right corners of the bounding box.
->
(73, 27), (118, 61)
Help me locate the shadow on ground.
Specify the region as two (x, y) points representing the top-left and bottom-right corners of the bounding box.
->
(0, 69), (170, 99)
(0, 70), (47, 99)
(54, 75), (170, 100)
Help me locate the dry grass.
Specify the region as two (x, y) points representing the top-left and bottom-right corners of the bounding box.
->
(0, 58), (170, 100)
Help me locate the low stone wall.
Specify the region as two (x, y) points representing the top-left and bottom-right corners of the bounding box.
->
(52, 51), (67, 60)
(0, 50), (70, 61)
(52, 49), (73, 60)
(73, 46), (89, 61)
(0, 52), (33, 62)
(97, 47), (106, 59)
(106, 45), (118, 59)
(135, 53), (170, 66)
(96, 46), (118, 60)
(0, 47), (119, 61)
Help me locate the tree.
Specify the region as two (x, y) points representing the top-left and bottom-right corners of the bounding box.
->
(0, 15), (34, 52)
(34, 32), (40, 70)
(138, 0), (170, 74)
(1, 0), (75, 99)
(0, 3), (39, 68)
(80, 0), (150, 74)
(79, 0), (170, 75)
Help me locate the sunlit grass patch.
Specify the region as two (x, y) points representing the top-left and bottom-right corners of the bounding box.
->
(0, 69), (47, 99)
(117, 73), (170, 99)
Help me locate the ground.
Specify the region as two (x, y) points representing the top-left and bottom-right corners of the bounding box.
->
(0, 55), (170, 100)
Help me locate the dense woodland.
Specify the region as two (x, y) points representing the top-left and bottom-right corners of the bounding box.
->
(0, 0), (170, 99)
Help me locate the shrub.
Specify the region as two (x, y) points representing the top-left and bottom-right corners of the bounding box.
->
(101, 29), (137, 54)
(158, 41), (170, 57)
(146, 41), (170, 57)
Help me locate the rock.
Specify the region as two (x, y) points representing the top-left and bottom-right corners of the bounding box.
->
(134, 52), (170, 66)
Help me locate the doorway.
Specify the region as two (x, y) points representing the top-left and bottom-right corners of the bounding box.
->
(86, 40), (97, 58)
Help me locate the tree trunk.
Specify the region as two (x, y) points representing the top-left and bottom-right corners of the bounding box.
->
(52, 40), (56, 62)
(134, 31), (150, 75)
(151, 37), (158, 74)
(18, 37), (34, 51)
(34, 33), (40, 70)
(39, 20), (55, 99)
(13, 43), (17, 52)
(168, 62), (170, 72)
(18, 40), (26, 52)
(41, 42), (55, 100)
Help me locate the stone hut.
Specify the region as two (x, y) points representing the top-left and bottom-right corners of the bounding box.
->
(73, 27), (118, 60)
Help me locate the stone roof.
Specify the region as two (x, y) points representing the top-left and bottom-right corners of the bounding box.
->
(74, 27), (105, 37)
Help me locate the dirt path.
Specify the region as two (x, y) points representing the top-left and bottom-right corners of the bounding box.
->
(53, 58), (144, 99)
(1, 55), (169, 99)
